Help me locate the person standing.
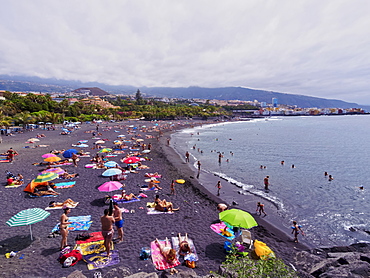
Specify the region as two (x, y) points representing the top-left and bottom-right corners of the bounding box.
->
(291, 220), (305, 243)
(264, 176), (270, 191)
(185, 151), (190, 163)
(113, 202), (124, 244)
(71, 153), (78, 167)
(256, 202), (267, 216)
(170, 180), (175, 195)
(60, 207), (72, 250)
(197, 160), (201, 171)
(216, 180), (222, 196)
(7, 147), (18, 163)
(101, 209), (115, 256)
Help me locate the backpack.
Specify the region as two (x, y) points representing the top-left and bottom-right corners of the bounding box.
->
(185, 260), (196, 268)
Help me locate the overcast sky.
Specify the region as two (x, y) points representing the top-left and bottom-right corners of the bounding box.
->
(1, 1), (370, 104)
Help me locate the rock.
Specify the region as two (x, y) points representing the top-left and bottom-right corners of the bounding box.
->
(125, 272), (158, 278)
(65, 270), (87, 278)
(294, 251), (324, 272)
(161, 268), (199, 278)
(103, 266), (132, 277)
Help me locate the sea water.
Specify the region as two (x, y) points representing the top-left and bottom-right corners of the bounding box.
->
(171, 115), (370, 247)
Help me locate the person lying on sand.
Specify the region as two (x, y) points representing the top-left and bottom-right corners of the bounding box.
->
(154, 196), (179, 212)
(178, 233), (192, 256)
(59, 172), (79, 179)
(120, 190), (139, 201)
(155, 238), (178, 266)
(48, 199), (78, 208)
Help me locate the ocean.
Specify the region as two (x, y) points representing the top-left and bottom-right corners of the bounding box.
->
(171, 115), (370, 247)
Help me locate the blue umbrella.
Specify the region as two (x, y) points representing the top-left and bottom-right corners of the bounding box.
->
(63, 149), (78, 158)
(104, 161), (118, 168)
(102, 168), (122, 177)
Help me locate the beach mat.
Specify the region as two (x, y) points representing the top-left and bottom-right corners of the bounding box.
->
(75, 231), (103, 245)
(84, 250), (120, 270)
(0, 159), (10, 163)
(171, 236), (198, 261)
(150, 240), (180, 270)
(28, 194), (58, 198)
(53, 181), (76, 189)
(111, 195), (141, 204)
(147, 207), (174, 215)
(52, 215), (92, 232)
(210, 222), (235, 240)
(5, 183), (22, 188)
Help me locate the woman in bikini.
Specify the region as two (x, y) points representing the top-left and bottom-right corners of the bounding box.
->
(155, 237), (177, 263)
(178, 233), (191, 256)
(60, 207), (72, 250)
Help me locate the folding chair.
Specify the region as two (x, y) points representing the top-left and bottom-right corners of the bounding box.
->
(241, 230), (253, 249)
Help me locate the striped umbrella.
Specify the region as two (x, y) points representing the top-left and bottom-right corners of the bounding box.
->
(98, 148), (112, 153)
(34, 172), (59, 183)
(6, 208), (50, 240)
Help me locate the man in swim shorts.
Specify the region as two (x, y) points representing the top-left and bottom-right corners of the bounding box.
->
(101, 209), (115, 256)
(113, 202), (124, 243)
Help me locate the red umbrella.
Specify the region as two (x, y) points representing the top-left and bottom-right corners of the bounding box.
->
(122, 157), (141, 164)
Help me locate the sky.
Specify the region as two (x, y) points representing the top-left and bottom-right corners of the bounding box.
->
(1, 1), (370, 105)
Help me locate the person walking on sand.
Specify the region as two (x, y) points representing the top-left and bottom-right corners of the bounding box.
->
(170, 180), (175, 195)
(71, 153), (78, 167)
(185, 151), (190, 163)
(197, 160), (201, 171)
(113, 202), (124, 243)
(291, 220), (305, 243)
(60, 207), (72, 250)
(216, 180), (222, 196)
(7, 147), (18, 163)
(264, 176), (270, 191)
(101, 209), (115, 256)
(256, 202), (267, 216)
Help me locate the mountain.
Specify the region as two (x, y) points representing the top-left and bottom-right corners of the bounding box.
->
(0, 75), (368, 110)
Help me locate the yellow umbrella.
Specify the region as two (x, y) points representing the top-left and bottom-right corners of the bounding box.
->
(44, 156), (61, 162)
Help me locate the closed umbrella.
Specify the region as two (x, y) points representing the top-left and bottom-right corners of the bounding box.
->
(6, 208), (50, 240)
(219, 209), (258, 229)
(102, 168), (122, 177)
(63, 149), (78, 158)
(98, 181), (124, 192)
(104, 161), (118, 168)
(34, 172), (58, 183)
(44, 156), (61, 162)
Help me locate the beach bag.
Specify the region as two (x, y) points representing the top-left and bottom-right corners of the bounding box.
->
(185, 259), (196, 268)
(59, 250), (82, 267)
(139, 247), (151, 260)
(75, 232), (91, 241)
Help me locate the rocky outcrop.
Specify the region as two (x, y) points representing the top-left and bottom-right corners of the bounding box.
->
(294, 243), (370, 277)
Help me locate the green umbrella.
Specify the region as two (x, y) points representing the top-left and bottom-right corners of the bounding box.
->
(33, 172), (58, 183)
(6, 208), (50, 240)
(219, 209), (258, 229)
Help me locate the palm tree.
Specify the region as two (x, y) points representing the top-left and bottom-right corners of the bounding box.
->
(13, 112), (33, 129)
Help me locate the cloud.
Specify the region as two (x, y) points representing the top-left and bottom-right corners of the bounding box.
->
(1, 0), (370, 104)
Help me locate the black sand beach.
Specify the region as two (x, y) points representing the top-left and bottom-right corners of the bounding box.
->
(0, 121), (308, 278)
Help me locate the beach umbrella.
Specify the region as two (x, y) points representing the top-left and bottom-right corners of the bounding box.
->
(76, 144), (89, 148)
(98, 181), (124, 192)
(44, 156), (61, 162)
(219, 209), (258, 229)
(98, 148), (112, 153)
(41, 167), (65, 175)
(6, 208), (50, 240)
(63, 149), (78, 158)
(34, 172), (58, 183)
(42, 153), (58, 158)
(122, 157), (141, 164)
(102, 168), (122, 177)
(104, 161), (118, 168)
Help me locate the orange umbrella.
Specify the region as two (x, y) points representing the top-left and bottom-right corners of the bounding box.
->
(44, 156), (61, 162)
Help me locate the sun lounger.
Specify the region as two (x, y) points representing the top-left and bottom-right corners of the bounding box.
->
(150, 240), (180, 270)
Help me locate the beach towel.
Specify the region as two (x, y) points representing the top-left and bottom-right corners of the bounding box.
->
(0, 159), (10, 163)
(45, 201), (79, 210)
(5, 183), (22, 188)
(210, 222), (235, 240)
(141, 186), (156, 191)
(111, 195), (141, 204)
(52, 215), (92, 233)
(75, 231), (103, 245)
(28, 194), (58, 198)
(105, 155), (118, 157)
(84, 250), (120, 270)
(171, 236), (198, 261)
(53, 181), (76, 189)
(150, 240), (180, 270)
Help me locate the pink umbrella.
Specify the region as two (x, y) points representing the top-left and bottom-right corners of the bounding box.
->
(98, 181), (124, 192)
(42, 153), (58, 158)
(122, 157), (141, 164)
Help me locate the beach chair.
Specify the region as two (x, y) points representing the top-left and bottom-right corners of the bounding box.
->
(241, 230), (253, 249)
